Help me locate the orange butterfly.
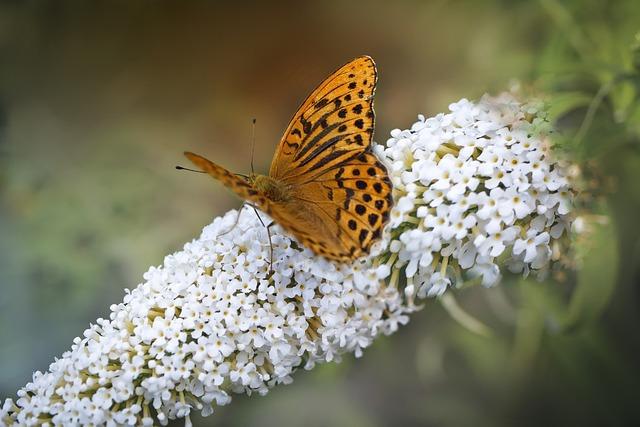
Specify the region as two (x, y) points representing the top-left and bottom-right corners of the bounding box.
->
(185, 56), (392, 262)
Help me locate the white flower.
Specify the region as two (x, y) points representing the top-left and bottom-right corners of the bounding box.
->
(420, 274), (451, 297)
(470, 259), (502, 287)
(513, 230), (551, 263)
(450, 212), (477, 240)
(474, 226), (519, 257)
(498, 187), (534, 219)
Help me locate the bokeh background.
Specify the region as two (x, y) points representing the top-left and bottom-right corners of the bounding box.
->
(1, 1), (640, 426)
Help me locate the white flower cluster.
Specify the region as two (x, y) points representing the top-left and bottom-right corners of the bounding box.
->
(375, 93), (573, 298)
(1, 209), (410, 426)
(2, 94), (575, 426)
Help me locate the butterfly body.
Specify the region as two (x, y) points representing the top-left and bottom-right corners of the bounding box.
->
(252, 174), (291, 203)
(186, 56), (393, 262)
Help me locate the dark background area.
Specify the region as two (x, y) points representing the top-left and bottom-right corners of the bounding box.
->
(1, 1), (639, 426)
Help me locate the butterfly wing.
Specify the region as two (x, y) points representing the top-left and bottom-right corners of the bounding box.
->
(283, 152), (393, 260)
(184, 151), (272, 210)
(261, 196), (352, 261)
(269, 56), (377, 180)
(267, 56), (393, 261)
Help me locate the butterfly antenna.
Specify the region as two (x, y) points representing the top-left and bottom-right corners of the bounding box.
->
(175, 165), (206, 173)
(250, 118), (257, 175)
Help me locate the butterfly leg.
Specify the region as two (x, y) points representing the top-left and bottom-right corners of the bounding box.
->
(265, 221), (276, 273)
(248, 204), (275, 274)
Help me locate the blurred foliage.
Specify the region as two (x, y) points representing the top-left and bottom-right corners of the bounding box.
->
(1, 0), (640, 426)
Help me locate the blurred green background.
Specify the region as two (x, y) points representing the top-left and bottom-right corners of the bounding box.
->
(1, 1), (640, 426)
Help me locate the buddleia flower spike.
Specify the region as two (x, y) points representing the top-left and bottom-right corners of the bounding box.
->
(3, 94), (578, 426)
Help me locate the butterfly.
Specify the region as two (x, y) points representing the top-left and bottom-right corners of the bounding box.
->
(185, 56), (392, 262)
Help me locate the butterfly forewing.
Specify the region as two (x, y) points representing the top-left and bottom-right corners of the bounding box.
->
(269, 56), (377, 181)
(266, 56), (392, 261)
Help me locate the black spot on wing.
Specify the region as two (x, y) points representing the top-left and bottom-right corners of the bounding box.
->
(314, 98), (329, 109)
(303, 120), (312, 134)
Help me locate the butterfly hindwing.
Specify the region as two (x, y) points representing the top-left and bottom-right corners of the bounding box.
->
(291, 151), (393, 259)
(264, 199), (348, 260)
